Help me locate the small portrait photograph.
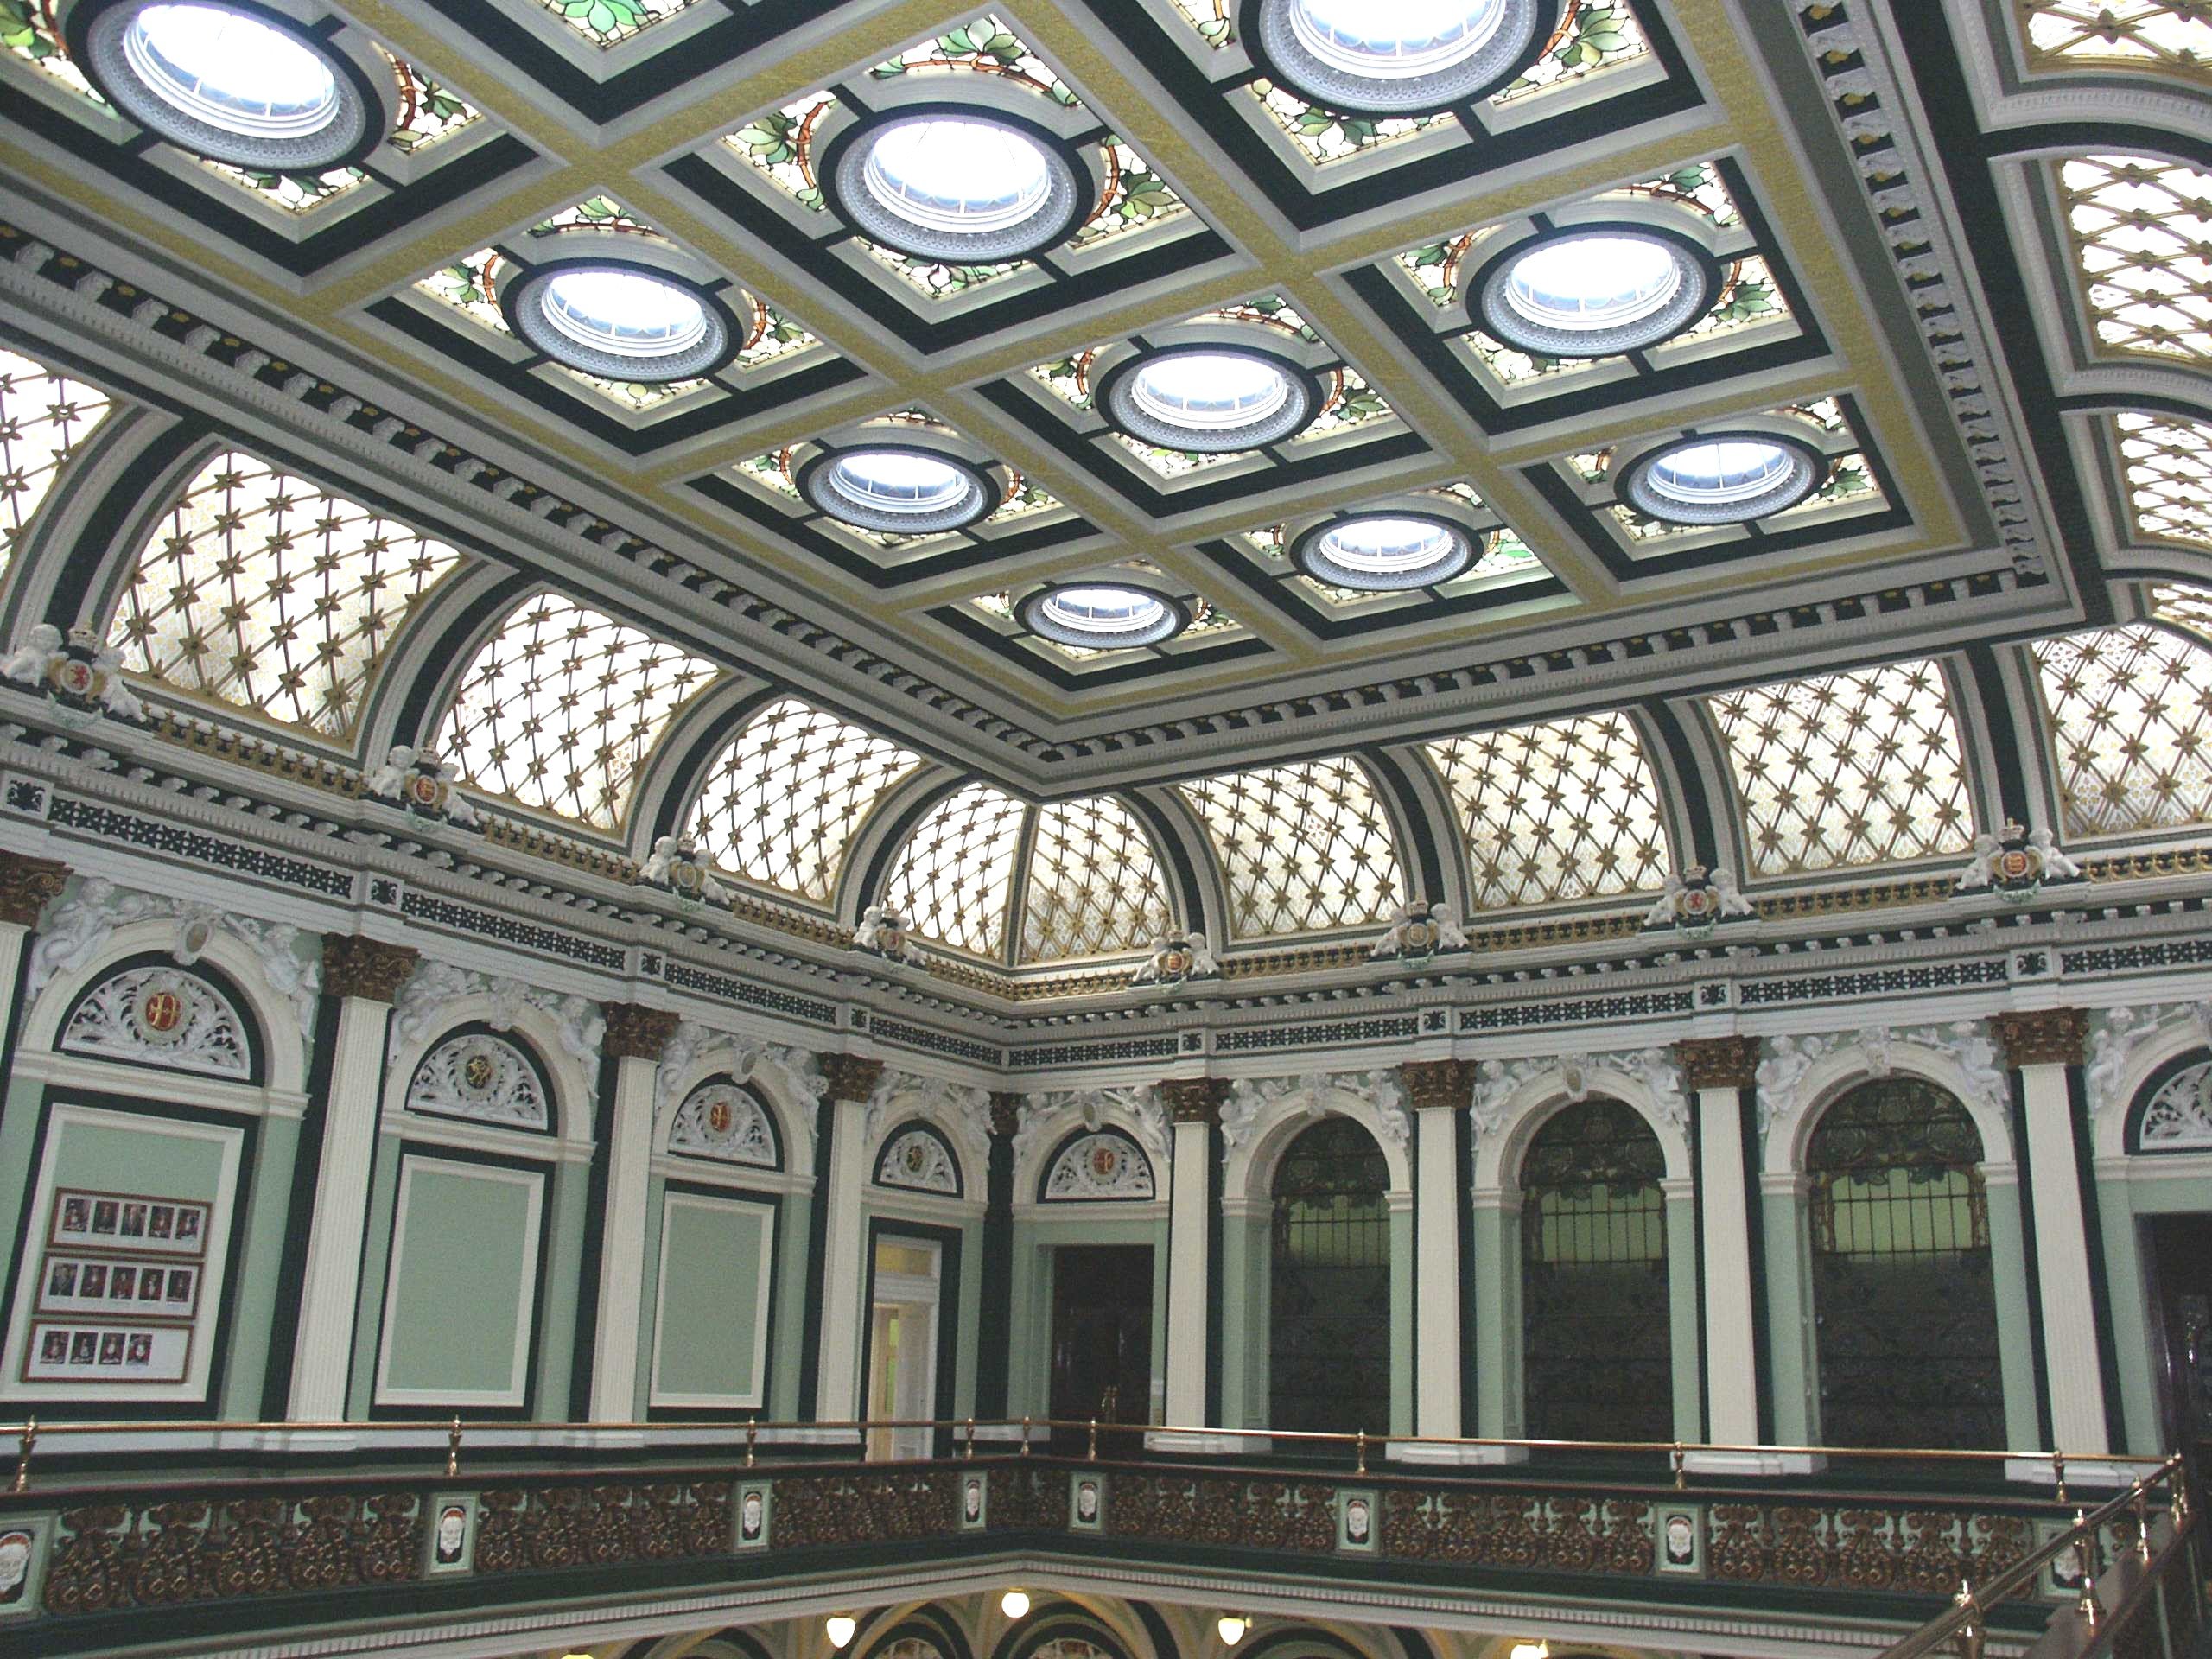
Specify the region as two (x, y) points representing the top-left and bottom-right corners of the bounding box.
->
(97, 1332), (124, 1366)
(166, 1269), (192, 1303)
(124, 1333), (151, 1367)
(435, 1504), (467, 1567)
(37, 1332), (66, 1364)
(737, 1486), (768, 1548)
(44, 1262), (76, 1300)
(137, 1273), (163, 1303)
(119, 1204), (146, 1239)
(108, 1268), (135, 1301)
(60, 1198), (86, 1235)
(91, 1201), (118, 1236)
(79, 1265), (106, 1300)
(147, 1206), (173, 1241)
(1344, 1494), (1373, 1548)
(1656, 1506), (1703, 1574)
(1071, 1473), (1103, 1530)
(962, 1474), (986, 1529)
(175, 1208), (201, 1243)
(0, 1528), (32, 1608)
(67, 1332), (95, 1366)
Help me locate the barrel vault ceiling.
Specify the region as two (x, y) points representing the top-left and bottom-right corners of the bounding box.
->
(0, 0), (2185, 796)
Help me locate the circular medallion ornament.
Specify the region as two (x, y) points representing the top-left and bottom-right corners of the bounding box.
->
(134, 982), (186, 1040)
(404, 772), (446, 810)
(1090, 1142), (1122, 1179)
(1099, 344), (1320, 454)
(798, 445), (998, 536)
(462, 1051), (496, 1091)
(1018, 583), (1188, 650)
(1475, 225), (1716, 359)
(1619, 431), (1824, 526)
(505, 261), (735, 385)
(901, 1141), (930, 1176)
(826, 108), (1086, 264)
(1249, 0), (1552, 116)
(707, 1096), (734, 1135)
(48, 658), (97, 700)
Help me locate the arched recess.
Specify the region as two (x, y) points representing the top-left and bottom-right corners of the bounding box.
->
(1471, 1063), (1697, 1441)
(863, 1605), (975, 1659)
(1173, 755), (1409, 944)
(989, 1604), (1143, 1659)
(1267, 1116), (1392, 1435)
(0, 344), (140, 631)
(1218, 1080), (1414, 1437)
(836, 768), (970, 930)
(1756, 1036), (2038, 1451)
(353, 992), (597, 1422)
(5, 906), (315, 1421)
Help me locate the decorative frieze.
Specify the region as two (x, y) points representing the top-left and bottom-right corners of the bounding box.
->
(1012, 1085), (1170, 1176)
(1754, 1021), (2006, 1139)
(1471, 1048), (1688, 1139)
(1992, 1007), (2088, 1069)
(601, 1001), (680, 1063)
(321, 936), (421, 1005)
(2087, 1001), (2212, 1116)
(1221, 1071), (1410, 1154)
(385, 960), (606, 1096)
(652, 1022), (824, 1127)
(0, 849), (67, 926)
(1675, 1036), (1761, 1090)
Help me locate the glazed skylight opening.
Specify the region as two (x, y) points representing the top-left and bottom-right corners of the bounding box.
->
(1480, 228), (1711, 357)
(1255, 0), (1542, 113)
(1021, 584), (1184, 648)
(124, 3), (340, 138)
(1622, 434), (1819, 525)
(802, 446), (994, 534)
(542, 270), (711, 359)
(834, 111), (1081, 262)
(1297, 513), (1476, 591)
(1106, 346), (1316, 452)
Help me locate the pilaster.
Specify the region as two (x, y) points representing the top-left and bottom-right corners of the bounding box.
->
(813, 1053), (886, 1421)
(1400, 1059), (1473, 1443)
(1159, 1077), (1227, 1435)
(1675, 1037), (1764, 1449)
(589, 1002), (679, 1421)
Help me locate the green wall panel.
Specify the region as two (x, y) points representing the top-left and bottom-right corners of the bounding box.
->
(376, 1156), (542, 1406)
(652, 1192), (773, 1408)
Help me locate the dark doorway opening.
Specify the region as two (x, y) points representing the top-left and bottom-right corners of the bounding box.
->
(1268, 1116), (1391, 1437)
(2144, 1212), (2212, 1471)
(1048, 1244), (1154, 1450)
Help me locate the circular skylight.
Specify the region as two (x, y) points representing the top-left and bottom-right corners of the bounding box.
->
(831, 111), (1082, 262)
(508, 264), (730, 383)
(1620, 434), (1821, 525)
(1103, 346), (1317, 453)
(86, 0), (372, 168)
(801, 446), (995, 535)
(1480, 228), (1713, 357)
(1294, 513), (1477, 591)
(1255, 0), (1545, 114)
(1020, 583), (1185, 649)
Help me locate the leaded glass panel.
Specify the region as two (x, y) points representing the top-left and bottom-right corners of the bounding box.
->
(880, 782), (1027, 960)
(2023, 1), (2212, 80)
(1020, 794), (1173, 963)
(2035, 623), (2212, 836)
(1268, 1116), (1390, 1437)
(1178, 757), (1402, 938)
(2113, 412), (2212, 549)
(2060, 155), (2212, 363)
(0, 348), (110, 578)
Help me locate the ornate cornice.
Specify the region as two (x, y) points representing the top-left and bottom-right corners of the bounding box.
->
(1673, 1037), (1761, 1090)
(1399, 1058), (1477, 1112)
(1158, 1077), (1230, 1126)
(602, 1002), (681, 1063)
(821, 1053), (887, 1103)
(1993, 1007), (2090, 1069)
(320, 936), (419, 1005)
(0, 852), (69, 928)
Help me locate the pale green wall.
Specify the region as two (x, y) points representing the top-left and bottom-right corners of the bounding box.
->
(2094, 1168), (2212, 1454)
(1667, 1192), (1701, 1439)
(379, 1158), (540, 1400)
(652, 1192), (773, 1405)
(634, 1170), (811, 1419)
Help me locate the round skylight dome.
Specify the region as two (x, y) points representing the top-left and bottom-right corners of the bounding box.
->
(800, 446), (995, 534)
(1620, 433), (1821, 525)
(1294, 512), (1477, 591)
(1103, 346), (1318, 453)
(1480, 227), (1713, 357)
(831, 111), (1083, 262)
(507, 263), (731, 383)
(86, 0), (373, 168)
(1255, 0), (1547, 114)
(1020, 583), (1186, 649)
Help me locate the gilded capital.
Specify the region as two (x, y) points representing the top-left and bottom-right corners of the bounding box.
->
(988, 1090), (1023, 1138)
(1399, 1058), (1477, 1111)
(1158, 1077), (1230, 1126)
(1992, 1008), (2088, 1070)
(1674, 1036), (1761, 1090)
(821, 1053), (886, 1103)
(602, 1002), (681, 1063)
(0, 853), (69, 928)
(320, 936), (420, 1004)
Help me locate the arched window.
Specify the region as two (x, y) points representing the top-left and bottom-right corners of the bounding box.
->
(1520, 1098), (1670, 1441)
(1268, 1116), (1389, 1435)
(1805, 1078), (2003, 1448)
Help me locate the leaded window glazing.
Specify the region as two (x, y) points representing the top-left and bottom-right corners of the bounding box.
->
(2060, 155), (2212, 363)
(435, 594), (719, 830)
(0, 348), (111, 577)
(2113, 412), (2212, 549)
(110, 451), (463, 738)
(1518, 1098), (1670, 1442)
(880, 782), (1027, 960)
(1020, 795), (1173, 963)
(1710, 660), (1973, 874)
(1268, 1116), (1390, 1437)
(1178, 757), (1403, 938)
(2035, 623), (2212, 836)
(1805, 1079), (2003, 1450)
(690, 697), (923, 902)
(2023, 3), (2212, 81)
(1425, 713), (1670, 911)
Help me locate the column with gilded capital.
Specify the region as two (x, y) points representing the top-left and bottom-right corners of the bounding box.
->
(1675, 1036), (1765, 1454)
(976, 1092), (1020, 1420)
(811, 1054), (884, 1424)
(288, 937), (419, 1420)
(1401, 1060), (1474, 1444)
(0, 852), (68, 1049)
(1993, 1009), (2113, 1456)
(588, 1003), (680, 1421)
(1159, 1077), (1228, 1440)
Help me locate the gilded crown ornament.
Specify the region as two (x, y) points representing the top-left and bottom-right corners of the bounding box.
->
(1132, 929), (1217, 988)
(1370, 899), (1468, 965)
(0, 624), (146, 726)
(638, 835), (730, 908)
(1956, 820), (2082, 903)
(853, 904), (916, 963)
(361, 745), (479, 829)
(1643, 864), (1755, 940)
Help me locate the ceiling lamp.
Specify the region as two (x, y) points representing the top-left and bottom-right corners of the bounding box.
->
(1510, 1644), (1549, 1659)
(1255, 0), (1548, 113)
(826, 1617), (859, 1650)
(1020, 583), (1186, 649)
(1103, 346), (1318, 454)
(833, 111), (1083, 262)
(1001, 1590), (1032, 1619)
(1479, 228), (1713, 358)
(1619, 433), (1821, 526)
(1218, 1617), (1250, 1648)
(801, 446), (996, 534)
(1294, 512), (1477, 591)
(505, 264), (731, 383)
(85, 0), (372, 169)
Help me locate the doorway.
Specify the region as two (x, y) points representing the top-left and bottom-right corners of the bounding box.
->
(865, 1237), (941, 1460)
(2145, 1213), (2212, 1467)
(1048, 1244), (1154, 1449)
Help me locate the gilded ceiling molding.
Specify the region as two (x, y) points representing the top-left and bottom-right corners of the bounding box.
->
(1673, 1036), (1761, 1091)
(0, 850), (68, 928)
(320, 936), (420, 1006)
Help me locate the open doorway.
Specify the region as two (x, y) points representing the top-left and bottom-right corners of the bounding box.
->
(2144, 1213), (2212, 1467)
(865, 1237), (942, 1460)
(1048, 1244), (1154, 1450)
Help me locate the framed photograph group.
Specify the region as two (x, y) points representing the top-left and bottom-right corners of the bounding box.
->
(22, 1187), (211, 1385)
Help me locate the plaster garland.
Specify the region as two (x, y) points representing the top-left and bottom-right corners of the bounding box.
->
(1012, 1085), (1171, 1178)
(385, 958), (606, 1096)
(1219, 1069), (1410, 1157)
(865, 1068), (994, 1160)
(1470, 1047), (1688, 1140)
(652, 1018), (826, 1134)
(1752, 1020), (2006, 1141)
(2086, 1001), (2212, 1121)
